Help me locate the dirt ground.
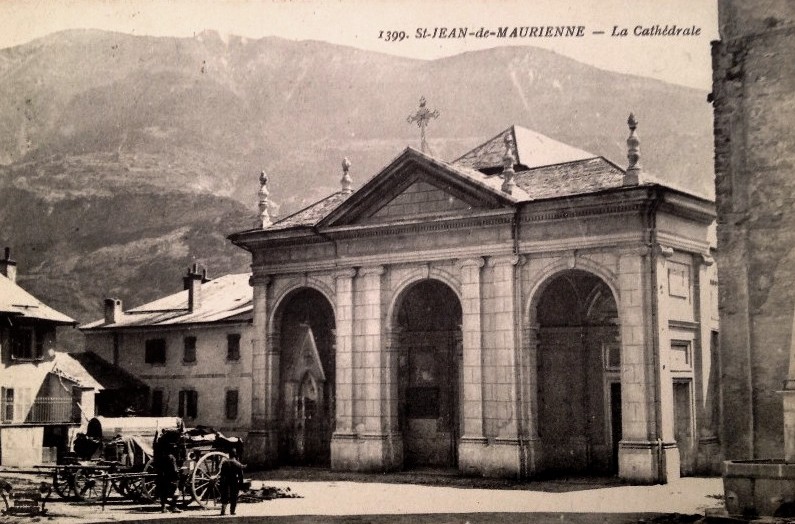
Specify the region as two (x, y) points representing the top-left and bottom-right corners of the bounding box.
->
(0, 468), (724, 524)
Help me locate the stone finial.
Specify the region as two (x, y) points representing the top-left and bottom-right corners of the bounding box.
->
(340, 157), (353, 194)
(625, 113), (641, 186)
(501, 134), (516, 195)
(258, 170), (272, 228)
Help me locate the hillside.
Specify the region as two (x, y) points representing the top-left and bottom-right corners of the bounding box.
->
(0, 30), (714, 347)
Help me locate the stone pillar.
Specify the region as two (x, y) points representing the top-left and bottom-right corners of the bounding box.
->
(520, 322), (542, 475)
(353, 265), (401, 470)
(247, 274), (278, 466)
(457, 257), (487, 474)
(617, 248), (679, 483)
(479, 254), (523, 478)
(694, 255), (720, 473)
(331, 268), (358, 469)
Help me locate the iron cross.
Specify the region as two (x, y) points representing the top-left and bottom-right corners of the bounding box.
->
(406, 97), (440, 154)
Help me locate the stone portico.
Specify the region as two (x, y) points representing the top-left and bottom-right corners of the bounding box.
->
(230, 120), (718, 483)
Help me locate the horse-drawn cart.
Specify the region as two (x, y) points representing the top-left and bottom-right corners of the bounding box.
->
(45, 416), (243, 509)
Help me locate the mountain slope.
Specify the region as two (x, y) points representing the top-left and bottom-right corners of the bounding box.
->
(0, 30), (714, 345)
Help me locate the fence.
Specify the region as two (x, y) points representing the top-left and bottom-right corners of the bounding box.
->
(0, 397), (78, 424)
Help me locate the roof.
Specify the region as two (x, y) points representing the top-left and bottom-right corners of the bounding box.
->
(237, 124), (707, 236)
(268, 191), (352, 231)
(51, 352), (106, 390)
(0, 273), (76, 324)
(0, 352), (105, 393)
(66, 352), (148, 391)
(513, 157), (626, 199)
(80, 273), (252, 330)
(453, 125), (596, 171)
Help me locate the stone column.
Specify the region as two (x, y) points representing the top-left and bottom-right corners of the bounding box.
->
(694, 254), (720, 473)
(353, 265), (402, 470)
(521, 322), (542, 474)
(457, 257), (487, 474)
(480, 254), (523, 477)
(331, 268), (358, 469)
(617, 247), (679, 483)
(247, 274), (278, 466)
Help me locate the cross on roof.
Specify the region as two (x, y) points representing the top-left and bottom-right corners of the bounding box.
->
(406, 96), (439, 154)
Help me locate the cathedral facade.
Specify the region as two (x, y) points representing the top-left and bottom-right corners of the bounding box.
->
(230, 119), (718, 483)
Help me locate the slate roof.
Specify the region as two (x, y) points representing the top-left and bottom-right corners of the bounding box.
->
(513, 157), (626, 199)
(247, 124), (699, 234)
(0, 273), (76, 324)
(80, 273), (252, 330)
(268, 191), (352, 231)
(454, 125), (596, 171)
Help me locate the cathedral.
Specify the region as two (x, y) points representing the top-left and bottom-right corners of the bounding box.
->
(229, 111), (718, 483)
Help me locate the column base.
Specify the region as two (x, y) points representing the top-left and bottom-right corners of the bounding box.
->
(331, 432), (403, 472)
(458, 437), (537, 478)
(696, 436), (722, 475)
(245, 429), (279, 468)
(619, 440), (680, 484)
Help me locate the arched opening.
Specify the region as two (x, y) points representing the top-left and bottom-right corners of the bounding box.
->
(535, 269), (621, 475)
(395, 279), (462, 468)
(277, 288), (335, 466)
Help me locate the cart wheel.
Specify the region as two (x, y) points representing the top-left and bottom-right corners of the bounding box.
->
(72, 467), (103, 502)
(129, 459), (157, 502)
(190, 451), (227, 508)
(52, 468), (73, 499)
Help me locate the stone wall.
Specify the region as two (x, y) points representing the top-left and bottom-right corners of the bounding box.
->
(713, 0), (795, 461)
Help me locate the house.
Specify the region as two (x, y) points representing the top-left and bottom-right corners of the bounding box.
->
(228, 117), (719, 483)
(0, 248), (99, 467)
(80, 267), (253, 439)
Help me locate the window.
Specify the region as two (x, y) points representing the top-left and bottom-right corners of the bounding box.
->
(670, 340), (692, 371)
(183, 336), (196, 363)
(178, 390), (198, 419)
(1, 388), (14, 423)
(144, 339), (166, 364)
(225, 390), (239, 420)
(151, 390), (164, 416)
(227, 334), (241, 361)
(603, 342), (621, 371)
(10, 327), (42, 360)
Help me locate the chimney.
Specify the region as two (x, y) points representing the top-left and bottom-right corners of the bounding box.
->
(183, 263), (206, 313)
(104, 298), (123, 324)
(624, 113), (641, 186)
(0, 247), (17, 283)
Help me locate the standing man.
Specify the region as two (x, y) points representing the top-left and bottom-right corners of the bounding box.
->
(154, 432), (182, 513)
(219, 449), (245, 516)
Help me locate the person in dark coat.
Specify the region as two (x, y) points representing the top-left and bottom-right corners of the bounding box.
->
(219, 449), (245, 516)
(153, 432), (182, 513)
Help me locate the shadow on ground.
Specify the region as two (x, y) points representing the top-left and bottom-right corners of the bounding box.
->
(251, 466), (630, 492)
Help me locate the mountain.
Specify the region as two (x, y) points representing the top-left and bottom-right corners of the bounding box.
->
(0, 30), (714, 348)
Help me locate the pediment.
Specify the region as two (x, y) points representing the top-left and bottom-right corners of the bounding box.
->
(319, 148), (514, 228)
(285, 323), (326, 383)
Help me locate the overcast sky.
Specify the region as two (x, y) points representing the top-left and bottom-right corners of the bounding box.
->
(0, 0), (718, 90)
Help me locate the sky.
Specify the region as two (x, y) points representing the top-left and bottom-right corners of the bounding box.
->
(0, 0), (718, 90)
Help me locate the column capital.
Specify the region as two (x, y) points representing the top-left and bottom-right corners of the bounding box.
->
(249, 274), (272, 286)
(332, 267), (358, 280)
(359, 265), (385, 277)
(457, 257), (485, 269)
(486, 254), (520, 267)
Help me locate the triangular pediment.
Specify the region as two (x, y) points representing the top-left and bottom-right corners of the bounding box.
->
(286, 323), (326, 383)
(319, 148), (515, 228)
